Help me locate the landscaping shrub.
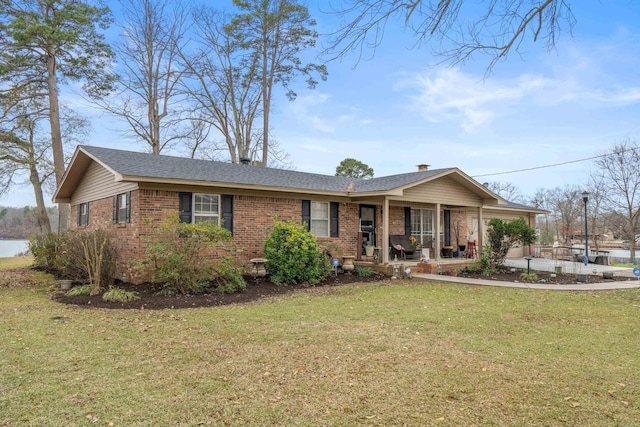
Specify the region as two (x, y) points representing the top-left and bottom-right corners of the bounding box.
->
(355, 266), (373, 277)
(484, 217), (536, 270)
(519, 272), (538, 281)
(29, 232), (74, 273)
(103, 287), (140, 302)
(138, 215), (233, 294)
(29, 229), (116, 293)
(67, 229), (116, 295)
(211, 256), (246, 294)
(264, 220), (330, 285)
(65, 284), (92, 296)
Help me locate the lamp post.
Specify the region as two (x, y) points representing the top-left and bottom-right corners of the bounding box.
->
(582, 191), (589, 264)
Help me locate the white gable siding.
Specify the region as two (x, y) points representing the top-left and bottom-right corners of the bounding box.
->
(401, 176), (483, 206)
(71, 161), (137, 205)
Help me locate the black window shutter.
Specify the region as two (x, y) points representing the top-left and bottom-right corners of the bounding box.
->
(125, 192), (131, 223)
(444, 209), (451, 246)
(77, 204), (82, 226)
(221, 194), (233, 234)
(330, 202), (339, 237)
(86, 203), (89, 225)
(112, 196), (117, 224)
(178, 192), (192, 223)
(404, 207), (412, 236)
(301, 200), (311, 231)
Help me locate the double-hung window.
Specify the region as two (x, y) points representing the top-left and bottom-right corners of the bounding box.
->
(310, 201), (329, 237)
(78, 203), (89, 226)
(194, 194), (220, 224)
(302, 200), (338, 238)
(113, 192), (131, 224)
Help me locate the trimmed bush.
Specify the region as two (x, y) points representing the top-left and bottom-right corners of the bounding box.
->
(264, 220), (330, 285)
(138, 215), (234, 294)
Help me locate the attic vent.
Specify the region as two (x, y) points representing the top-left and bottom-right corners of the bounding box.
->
(417, 164), (429, 172)
(239, 157), (251, 165)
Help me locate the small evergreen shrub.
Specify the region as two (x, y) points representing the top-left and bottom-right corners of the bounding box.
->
(264, 220), (330, 285)
(355, 267), (373, 277)
(103, 287), (140, 302)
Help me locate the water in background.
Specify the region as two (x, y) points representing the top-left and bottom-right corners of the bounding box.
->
(0, 239), (29, 258)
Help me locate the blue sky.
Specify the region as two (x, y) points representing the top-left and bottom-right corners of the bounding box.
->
(3, 0), (640, 207)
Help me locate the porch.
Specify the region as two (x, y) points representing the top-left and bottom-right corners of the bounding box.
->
(353, 257), (479, 276)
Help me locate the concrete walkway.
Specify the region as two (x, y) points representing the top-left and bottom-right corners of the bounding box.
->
(412, 257), (640, 290)
(503, 257), (637, 277)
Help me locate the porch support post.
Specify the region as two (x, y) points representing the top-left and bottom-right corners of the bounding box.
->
(382, 197), (389, 264)
(435, 203), (441, 259)
(477, 206), (484, 250)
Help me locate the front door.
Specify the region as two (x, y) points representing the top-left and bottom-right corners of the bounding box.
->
(360, 205), (376, 255)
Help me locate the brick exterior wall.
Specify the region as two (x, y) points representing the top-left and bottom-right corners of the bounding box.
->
(73, 190), (406, 283)
(72, 190), (476, 283)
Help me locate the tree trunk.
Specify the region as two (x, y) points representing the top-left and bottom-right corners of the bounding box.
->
(29, 165), (51, 234)
(47, 50), (70, 231)
(261, 51), (269, 167)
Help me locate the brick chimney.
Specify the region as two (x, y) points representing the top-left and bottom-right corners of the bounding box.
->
(417, 164), (430, 172)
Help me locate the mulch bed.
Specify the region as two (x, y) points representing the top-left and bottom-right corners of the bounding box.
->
(448, 268), (615, 285)
(2, 265), (625, 311)
(52, 272), (390, 310)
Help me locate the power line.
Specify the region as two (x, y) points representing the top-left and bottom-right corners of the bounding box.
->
(472, 145), (640, 179)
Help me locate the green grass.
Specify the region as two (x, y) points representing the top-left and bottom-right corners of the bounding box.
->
(1, 279), (640, 426)
(0, 256), (33, 270)
(611, 263), (635, 268)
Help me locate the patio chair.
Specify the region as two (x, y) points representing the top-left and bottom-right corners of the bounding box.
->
(389, 235), (417, 260)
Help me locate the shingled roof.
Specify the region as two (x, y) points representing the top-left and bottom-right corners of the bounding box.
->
(54, 145), (544, 215)
(76, 145), (453, 194)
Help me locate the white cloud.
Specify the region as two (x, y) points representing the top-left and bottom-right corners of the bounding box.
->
(285, 92), (335, 133)
(394, 68), (550, 132)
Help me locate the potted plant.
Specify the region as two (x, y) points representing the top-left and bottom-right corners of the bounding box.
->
(365, 242), (375, 257)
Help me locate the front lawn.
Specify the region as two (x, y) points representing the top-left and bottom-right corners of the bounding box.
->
(1, 273), (639, 425)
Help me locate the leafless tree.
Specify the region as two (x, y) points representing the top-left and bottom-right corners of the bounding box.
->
(0, 92), (54, 233)
(528, 188), (552, 244)
(546, 185), (582, 245)
(487, 181), (524, 203)
(179, 7), (264, 164)
(99, 0), (190, 154)
(592, 140), (640, 261)
(231, 0), (327, 166)
(324, 0), (575, 72)
(581, 177), (608, 253)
